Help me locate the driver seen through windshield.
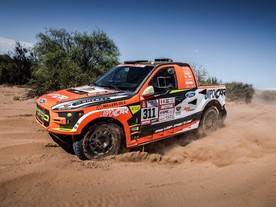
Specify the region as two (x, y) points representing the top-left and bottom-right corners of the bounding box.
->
(94, 66), (153, 91)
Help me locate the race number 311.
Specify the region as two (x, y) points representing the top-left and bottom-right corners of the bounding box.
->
(141, 107), (158, 120)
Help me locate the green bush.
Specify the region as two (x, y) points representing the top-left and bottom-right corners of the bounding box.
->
(0, 42), (34, 85)
(225, 82), (255, 103)
(30, 28), (120, 95)
(31, 50), (87, 94)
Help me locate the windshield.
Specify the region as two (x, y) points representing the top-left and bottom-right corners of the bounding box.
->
(94, 66), (154, 92)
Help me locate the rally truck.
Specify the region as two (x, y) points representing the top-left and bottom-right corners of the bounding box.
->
(36, 59), (227, 160)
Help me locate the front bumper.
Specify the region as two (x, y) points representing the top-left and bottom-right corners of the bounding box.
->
(35, 103), (83, 135)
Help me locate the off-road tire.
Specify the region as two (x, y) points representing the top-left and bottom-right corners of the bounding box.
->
(198, 106), (219, 136)
(72, 138), (87, 160)
(83, 123), (122, 159)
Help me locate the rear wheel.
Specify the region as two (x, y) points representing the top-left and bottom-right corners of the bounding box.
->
(198, 106), (219, 136)
(83, 123), (122, 159)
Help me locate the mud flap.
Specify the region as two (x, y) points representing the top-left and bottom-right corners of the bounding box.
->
(219, 106), (227, 127)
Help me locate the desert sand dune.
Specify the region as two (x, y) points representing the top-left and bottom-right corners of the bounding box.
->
(0, 86), (275, 207)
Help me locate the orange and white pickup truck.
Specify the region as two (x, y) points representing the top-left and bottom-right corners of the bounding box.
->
(36, 59), (227, 160)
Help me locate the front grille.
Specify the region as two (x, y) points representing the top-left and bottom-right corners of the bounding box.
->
(36, 104), (50, 127)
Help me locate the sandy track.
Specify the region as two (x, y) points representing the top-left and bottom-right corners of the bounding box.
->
(0, 86), (275, 207)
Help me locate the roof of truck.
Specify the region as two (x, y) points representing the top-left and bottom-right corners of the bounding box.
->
(123, 58), (190, 67)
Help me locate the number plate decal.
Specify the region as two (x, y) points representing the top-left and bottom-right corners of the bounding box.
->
(141, 107), (159, 121)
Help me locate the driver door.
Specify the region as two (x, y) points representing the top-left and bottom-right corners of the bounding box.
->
(139, 66), (180, 139)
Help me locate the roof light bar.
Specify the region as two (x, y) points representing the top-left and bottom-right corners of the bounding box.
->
(124, 60), (149, 64)
(154, 58), (173, 62)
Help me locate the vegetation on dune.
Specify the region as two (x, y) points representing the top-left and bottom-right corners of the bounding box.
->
(225, 82), (254, 104)
(0, 27), (256, 103)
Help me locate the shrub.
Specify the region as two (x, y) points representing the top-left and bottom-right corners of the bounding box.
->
(225, 82), (254, 103)
(30, 28), (120, 94)
(0, 42), (35, 85)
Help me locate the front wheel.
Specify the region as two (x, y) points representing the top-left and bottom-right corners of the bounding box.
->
(72, 137), (87, 160)
(83, 123), (122, 159)
(198, 106), (219, 136)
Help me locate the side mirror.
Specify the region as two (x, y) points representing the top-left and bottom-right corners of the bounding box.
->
(142, 86), (155, 97)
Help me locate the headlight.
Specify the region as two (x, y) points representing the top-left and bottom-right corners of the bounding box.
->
(56, 111), (84, 128)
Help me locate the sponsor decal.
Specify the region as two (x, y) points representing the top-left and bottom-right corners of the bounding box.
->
(160, 97), (175, 105)
(155, 128), (164, 133)
(159, 109), (172, 115)
(47, 93), (68, 101)
(185, 75), (193, 79)
(147, 100), (158, 107)
(184, 107), (190, 112)
(159, 108), (174, 122)
(129, 105), (141, 115)
(52, 95), (128, 110)
(183, 67), (191, 75)
(92, 91), (111, 96)
(73, 97), (110, 106)
(175, 106), (181, 116)
(130, 125), (140, 132)
(101, 107), (129, 117)
(175, 106), (181, 111)
(142, 101), (146, 108)
(185, 91), (196, 98)
(70, 86), (113, 95)
(80, 87), (95, 91)
(141, 120), (151, 125)
(169, 89), (186, 94)
(204, 89), (226, 99)
(153, 119), (195, 134)
(36, 107), (49, 122)
(174, 123), (182, 128)
(159, 114), (174, 121)
(182, 67), (195, 87)
(39, 98), (47, 104)
(183, 120), (192, 125)
(96, 101), (126, 110)
(160, 103), (174, 110)
(164, 125), (173, 130)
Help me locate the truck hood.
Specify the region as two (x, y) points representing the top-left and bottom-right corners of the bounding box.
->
(36, 85), (130, 110)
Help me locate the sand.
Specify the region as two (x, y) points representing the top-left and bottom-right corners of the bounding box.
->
(0, 86), (275, 207)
